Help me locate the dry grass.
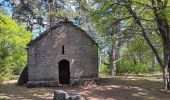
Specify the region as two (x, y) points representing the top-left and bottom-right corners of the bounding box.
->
(0, 74), (170, 100)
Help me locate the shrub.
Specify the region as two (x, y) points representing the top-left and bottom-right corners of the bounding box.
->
(99, 63), (112, 75)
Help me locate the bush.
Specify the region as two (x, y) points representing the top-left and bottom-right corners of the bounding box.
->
(116, 59), (150, 74)
(99, 63), (112, 75)
(0, 56), (13, 81)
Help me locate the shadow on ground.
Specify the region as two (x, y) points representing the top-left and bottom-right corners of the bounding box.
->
(0, 75), (170, 100)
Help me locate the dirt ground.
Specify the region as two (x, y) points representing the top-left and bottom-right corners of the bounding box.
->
(0, 74), (170, 100)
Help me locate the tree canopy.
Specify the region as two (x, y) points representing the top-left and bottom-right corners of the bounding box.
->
(0, 14), (32, 81)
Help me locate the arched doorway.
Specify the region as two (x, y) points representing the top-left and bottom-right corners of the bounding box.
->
(58, 60), (70, 84)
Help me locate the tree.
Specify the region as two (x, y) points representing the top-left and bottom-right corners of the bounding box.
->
(90, 0), (126, 76)
(0, 0), (71, 32)
(90, 0), (170, 90)
(122, 0), (170, 90)
(117, 35), (160, 74)
(0, 14), (32, 81)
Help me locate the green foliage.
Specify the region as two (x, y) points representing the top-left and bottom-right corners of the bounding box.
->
(99, 34), (161, 75)
(99, 63), (112, 75)
(116, 35), (161, 74)
(0, 14), (32, 81)
(116, 59), (149, 74)
(89, 0), (166, 75)
(116, 58), (161, 74)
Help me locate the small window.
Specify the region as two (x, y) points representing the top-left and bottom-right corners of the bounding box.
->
(62, 45), (64, 54)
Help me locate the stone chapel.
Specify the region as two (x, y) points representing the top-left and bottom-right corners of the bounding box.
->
(26, 20), (98, 87)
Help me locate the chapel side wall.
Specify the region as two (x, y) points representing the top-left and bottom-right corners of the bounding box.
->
(28, 31), (59, 82)
(27, 46), (36, 82)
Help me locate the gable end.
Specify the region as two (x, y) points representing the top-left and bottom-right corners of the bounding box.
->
(27, 20), (98, 47)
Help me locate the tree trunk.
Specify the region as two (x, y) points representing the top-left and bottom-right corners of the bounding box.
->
(162, 65), (169, 90)
(151, 56), (156, 71)
(163, 43), (170, 90)
(167, 46), (170, 89)
(168, 58), (170, 89)
(111, 43), (116, 77)
(99, 51), (102, 69)
(133, 55), (136, 68)
(111, 19), (120, 77)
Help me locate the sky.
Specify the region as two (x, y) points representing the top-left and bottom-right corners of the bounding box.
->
(0, 0), (78, 38)
(0, 0), (12, 16)
(0, 0), (42, 37)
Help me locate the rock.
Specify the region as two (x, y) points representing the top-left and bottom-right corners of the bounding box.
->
(53, 90), (66, 100)
(53, 90), (82, 100)
(67, 90), (81, 100)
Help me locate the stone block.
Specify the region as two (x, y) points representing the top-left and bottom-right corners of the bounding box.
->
(67, 90), (81, 100)
(53, 90), (66, 100)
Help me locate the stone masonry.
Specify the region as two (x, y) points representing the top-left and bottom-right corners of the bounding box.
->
(26, 20), (98, 87)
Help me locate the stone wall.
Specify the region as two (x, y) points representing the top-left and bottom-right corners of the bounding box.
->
(27, 23), (98, 86)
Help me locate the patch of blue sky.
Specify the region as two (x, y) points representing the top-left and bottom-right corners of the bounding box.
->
(0, 0), (12, 16)
(32, 27), (46, 38)
(0, 0), (77, 38)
